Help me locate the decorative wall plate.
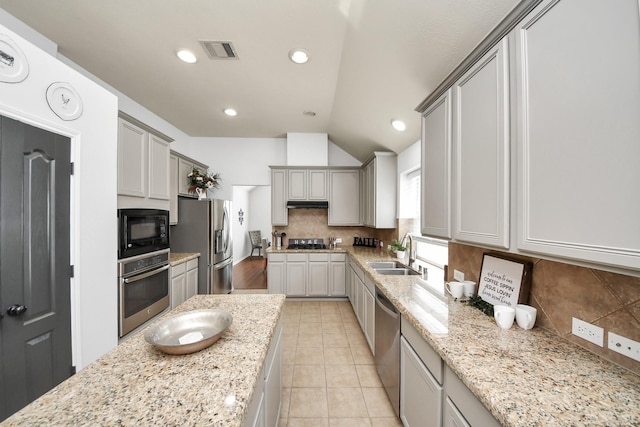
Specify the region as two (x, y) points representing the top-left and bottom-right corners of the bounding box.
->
(0, 34), (29, 83)
(46, 82), (83, 121)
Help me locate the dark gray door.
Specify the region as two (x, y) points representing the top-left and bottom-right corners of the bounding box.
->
(0, 116), (73, 421)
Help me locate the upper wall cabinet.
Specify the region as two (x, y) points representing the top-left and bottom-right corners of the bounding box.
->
(421, 89), (452, 239)
(169, 151), (208, 224)
(271, 168), (288, 226)
(288, 169), (328, 201)
(452, 38), (510, 249)
(328, 169), (361, 226)
(513, 0), (640, 271)
(362, 152), (397, 229)
(117, 117), (171, 210)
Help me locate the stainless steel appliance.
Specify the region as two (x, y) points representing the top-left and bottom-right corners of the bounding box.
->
(117, 208), (170, 259)
(171, 198), (233, 294)
(375, 287), (401, 417)
(286, 238), (327, 249)
(117, 248), (170, 337)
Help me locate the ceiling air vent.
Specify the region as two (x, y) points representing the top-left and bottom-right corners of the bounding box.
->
(199, 41), (238, 59)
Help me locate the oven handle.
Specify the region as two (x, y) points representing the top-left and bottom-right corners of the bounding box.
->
(123, 264), (170, 284)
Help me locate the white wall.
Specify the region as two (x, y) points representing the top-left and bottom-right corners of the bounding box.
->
(0, 18), (118, 369)
(191, 137), (287, 201)
(249, 186), (272, 247)
(232, 186), (250, 264)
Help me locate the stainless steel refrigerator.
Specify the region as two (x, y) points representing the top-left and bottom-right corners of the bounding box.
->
(171, 197), (233, 294)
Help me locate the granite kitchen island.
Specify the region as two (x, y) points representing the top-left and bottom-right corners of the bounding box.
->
(3, 294), (286, 426)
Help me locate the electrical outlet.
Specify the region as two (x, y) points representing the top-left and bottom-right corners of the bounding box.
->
(453, 269), (464, 282)
(335, 238), (342, 243)
(608, 332), (640, 362)
(572, 317), (604, 347)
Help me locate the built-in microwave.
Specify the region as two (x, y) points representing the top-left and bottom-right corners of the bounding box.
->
(118, 208), (170, 259)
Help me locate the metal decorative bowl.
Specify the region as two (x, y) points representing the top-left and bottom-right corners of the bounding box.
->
(144, 309), (233, 355)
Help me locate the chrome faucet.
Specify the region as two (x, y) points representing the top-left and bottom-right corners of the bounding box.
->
(401, 233), (416, 267)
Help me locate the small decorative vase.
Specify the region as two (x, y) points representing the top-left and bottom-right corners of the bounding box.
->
(196, 188), (207, 200)
(395, 250), (406, 259)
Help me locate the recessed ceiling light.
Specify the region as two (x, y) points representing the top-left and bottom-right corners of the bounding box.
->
(391, 120), (406, 131)
(288, 48), (310, 64)
(176, 49), (197, 63)
(224, 108), (237, 116)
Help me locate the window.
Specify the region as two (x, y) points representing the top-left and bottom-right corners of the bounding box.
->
(399, 166), (448, 296)
(399, 168), (420, 234)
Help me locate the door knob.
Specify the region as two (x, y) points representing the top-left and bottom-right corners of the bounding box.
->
(6, 305), (28, 316)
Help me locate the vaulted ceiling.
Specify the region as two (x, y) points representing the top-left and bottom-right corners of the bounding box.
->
(0, 0), (518, 161)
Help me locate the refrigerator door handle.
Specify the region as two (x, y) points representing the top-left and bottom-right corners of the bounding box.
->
(222, 205), (230, 254)
(213, 257), (233, 269)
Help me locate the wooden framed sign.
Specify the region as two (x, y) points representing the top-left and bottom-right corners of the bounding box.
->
(477, 253), (532, 307)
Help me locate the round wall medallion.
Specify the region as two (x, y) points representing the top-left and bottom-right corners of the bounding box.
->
(0, 34), (29, 83)
(46, 82), (83, 121)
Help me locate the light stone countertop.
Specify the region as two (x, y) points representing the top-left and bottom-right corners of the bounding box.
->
(346, 246), (640, 427)
(3, 294), (286, 427)
(169, 251), (201, 266)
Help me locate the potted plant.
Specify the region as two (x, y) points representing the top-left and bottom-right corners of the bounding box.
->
(389, 239), (407, 258)
(188, 168), (221, 199)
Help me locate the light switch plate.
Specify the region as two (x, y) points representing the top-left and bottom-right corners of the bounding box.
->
(453, 269), (464, 282)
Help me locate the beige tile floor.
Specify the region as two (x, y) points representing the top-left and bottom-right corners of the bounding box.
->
(279, 300), (402, 427)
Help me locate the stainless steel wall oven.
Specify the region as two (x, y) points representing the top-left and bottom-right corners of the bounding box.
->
(117, 248), (170, 337)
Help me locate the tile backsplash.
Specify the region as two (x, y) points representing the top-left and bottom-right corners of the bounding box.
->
(448, 242), (640, 374)
(272, 209), (395, 249)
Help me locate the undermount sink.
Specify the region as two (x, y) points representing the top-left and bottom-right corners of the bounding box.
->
(367, 261), (403, 269)
(374, 268), (420, 276)
(367, 261), (420, 276)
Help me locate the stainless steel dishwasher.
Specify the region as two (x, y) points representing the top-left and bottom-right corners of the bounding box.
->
(375, 287), (401, 417)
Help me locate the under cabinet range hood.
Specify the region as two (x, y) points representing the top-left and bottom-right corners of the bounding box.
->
(286, 201), (329, 209)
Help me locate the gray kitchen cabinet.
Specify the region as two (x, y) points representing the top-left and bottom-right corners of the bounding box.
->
(513, 0), (640, 271)
(400, 318), (443, 427)
(363, 277), (375, 353)
(287, 169), (307, 200)
(169, 150), (208, 224)
(244, 318), (282, 427)
(267, 253), (285, 294)
(169, 153), (179, 224)
(270, 168), (288, 226)
(170, 258), (199, 309)
(268, 252), (345, 297)
(328, 169), (361, 226)
(348, 258), (374, 353)
(421, 89), (452, 240)
(361, 152), (397, 229)
(329, 253), (347, 296)
(148, 134), (171, 201)
(285, 254), (307, 296)
(444, 365), (500, 427)
(308, 255), (329, 296)
(176, 154), (208, 197)
(117, 117), (171, 210)
(452, 38), (510, 249)
(117, 118), (146, 198)
(288, 168), (327, 201)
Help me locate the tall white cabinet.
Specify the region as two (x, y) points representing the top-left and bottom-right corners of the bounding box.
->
(421, 89), (452, 239)
(452, 39), (510, 249)
(513, 0), (640, 271)
(328, 169), (361, 226)
(361, 152), (397, 229)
